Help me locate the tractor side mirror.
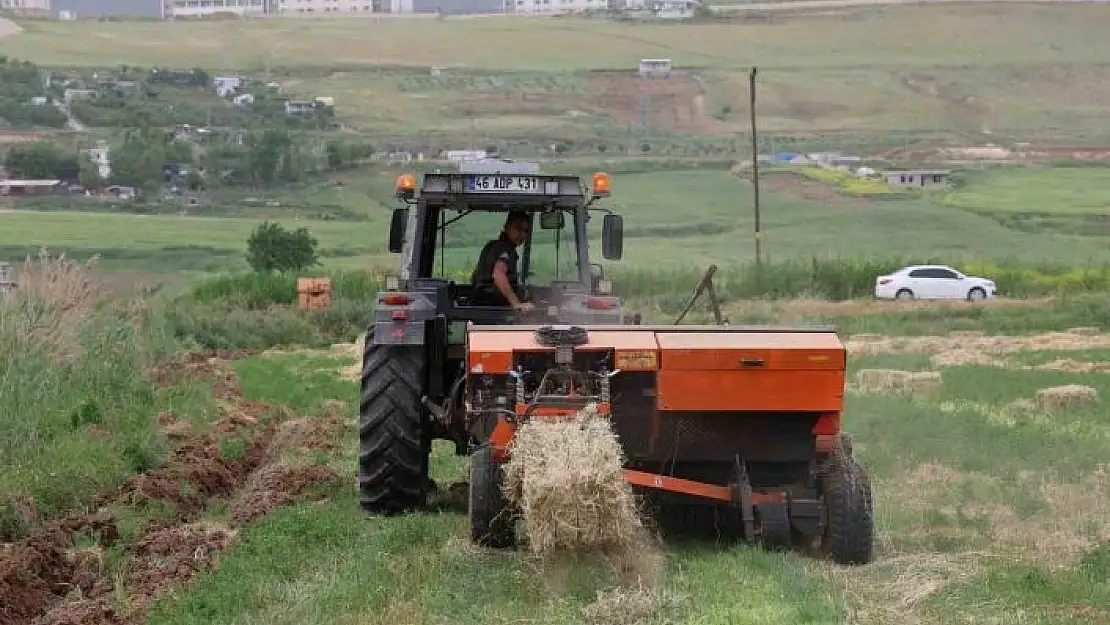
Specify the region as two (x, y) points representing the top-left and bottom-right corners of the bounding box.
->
(601, 214), (623, 260)
(539, 209), (565, 230)
(388, 208), (408, 253)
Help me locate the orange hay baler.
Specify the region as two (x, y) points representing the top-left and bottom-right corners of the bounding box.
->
(462, 323), (873, 565)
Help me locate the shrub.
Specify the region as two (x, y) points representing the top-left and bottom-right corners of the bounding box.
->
(245, 221), (319, 273)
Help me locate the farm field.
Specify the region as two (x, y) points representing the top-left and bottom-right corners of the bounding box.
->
(9, 166), (1110, 277)
(5, 5), (1110, 141)
(945, 166), (1110, 215)
(2, 5), (1105, 72)
(4, 4), (1110, 625)
(6, 264), (1110, 625)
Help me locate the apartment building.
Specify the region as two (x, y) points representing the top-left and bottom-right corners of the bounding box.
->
(52, 0), (164, 18)
(166, 0), (268, 18)
(272, 0), (413, 15)
(0, 0), (52, 15)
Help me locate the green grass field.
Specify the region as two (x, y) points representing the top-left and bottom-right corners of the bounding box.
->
(5, 247), (1110, 625)
(946, 166), (1110, 215)
(8, 165), (1110, 278)
(27, 309), (1107, 625)
(4, 6), (1110, 623)
(6, 4), (1110, 141)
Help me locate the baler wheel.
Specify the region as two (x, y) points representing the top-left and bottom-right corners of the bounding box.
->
(820, 450), (874, 565)
(468, 444), (517, 549)
(357, 332), (431, 515)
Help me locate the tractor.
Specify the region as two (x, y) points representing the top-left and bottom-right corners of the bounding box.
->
(358, 161), (874, 565)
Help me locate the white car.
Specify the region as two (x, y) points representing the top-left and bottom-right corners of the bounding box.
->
(874, 265), (997, 301)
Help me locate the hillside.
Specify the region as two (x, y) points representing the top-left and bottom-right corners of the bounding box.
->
(3, 4), (1110, 149)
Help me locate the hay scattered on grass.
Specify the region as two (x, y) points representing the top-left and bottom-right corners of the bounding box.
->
(930, 349), (1004, 368)
(502, 404), (660, 583)
(580, 585), (685, 625)
(1035, 358), (1110, 373)
(846, 327), (1110, 364)
(1035, 385), (1098, 412)
(854, 369), (942, 395)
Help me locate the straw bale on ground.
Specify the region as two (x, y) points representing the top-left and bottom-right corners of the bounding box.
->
(1035, 359), (1110, 374)
(1035, 385), (1098, 412)
(502, 405), (652, 559)
(854, 369), (942, 395)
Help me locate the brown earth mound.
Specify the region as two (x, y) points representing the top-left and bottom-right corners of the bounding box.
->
(587, 71), (727, 135)
(145, 350), (249, 399)
(230, 465), (343, 525)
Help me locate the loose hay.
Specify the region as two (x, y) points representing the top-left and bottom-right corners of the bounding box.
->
(1035, 385), (1098, 412)
(854, 369), (942, 395)
(502, 405), (655, 566)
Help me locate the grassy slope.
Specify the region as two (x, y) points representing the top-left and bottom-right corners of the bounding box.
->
(0, 257), (213, 539)
(4, 5), (1110, 137)
(3, 6), (1103, 71)
(946, 166), (1110, 215)
(9, 167), (1110, 277)
(141, 314), (1110, 625)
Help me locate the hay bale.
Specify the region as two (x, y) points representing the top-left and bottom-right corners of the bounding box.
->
(1035, 385), (1098, 412)
(502, 405), (651, 557)
(855, 369), (942, 395)
(931, 349), (1004, 368)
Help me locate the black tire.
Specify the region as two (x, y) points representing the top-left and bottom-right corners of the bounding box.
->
(820, 448), (874, 565)
(357, 330), (430, 515)
(468, 444), (516, 548)
(968, 287), (986, 301)
(895, 289), (914, 301)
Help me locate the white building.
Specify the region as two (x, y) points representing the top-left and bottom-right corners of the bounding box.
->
(80, 141), (112, 180)
(166, 0), (266, 18)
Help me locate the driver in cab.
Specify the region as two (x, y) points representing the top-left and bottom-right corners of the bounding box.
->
(471, 211), (536, 312)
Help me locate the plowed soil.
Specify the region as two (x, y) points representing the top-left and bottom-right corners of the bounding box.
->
(587, 71), (729, 135)
(1, 350), (347, 625)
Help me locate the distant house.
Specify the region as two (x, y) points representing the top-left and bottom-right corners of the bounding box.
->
(284, 100), (317, 116)
(649, 0), (696, 18)
(883, 169), (950, 188)
(0, 180), (64, 197)
(64, 89), (97, 105)
(53, 0), (164, 18)
(213, 76), (244, 98)
(638, 59), (672, 78)
(80, 141), (112, 180)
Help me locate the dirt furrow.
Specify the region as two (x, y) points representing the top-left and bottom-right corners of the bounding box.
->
(1, 352), (347, 625)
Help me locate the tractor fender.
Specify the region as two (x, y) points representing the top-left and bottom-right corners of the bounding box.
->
(370, 321), (426, 346)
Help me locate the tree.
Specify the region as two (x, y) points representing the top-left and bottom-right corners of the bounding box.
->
(245, 221), (319, 273)
(78, 155), (104, 192)
(4, 142), (65, 180)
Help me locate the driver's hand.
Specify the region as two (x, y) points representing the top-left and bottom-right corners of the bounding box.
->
(515, 302), (536, 312)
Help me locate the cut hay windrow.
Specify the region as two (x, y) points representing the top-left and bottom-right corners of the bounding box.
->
(502, 404), (652, 557)
(1035, 385), (1098, 412)
(854, 369), (942, 395)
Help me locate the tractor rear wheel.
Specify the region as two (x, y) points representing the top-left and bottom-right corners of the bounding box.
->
(468, 444), (516, 548)
(819, 447), (874, 565)
(358, 330), (430, 515)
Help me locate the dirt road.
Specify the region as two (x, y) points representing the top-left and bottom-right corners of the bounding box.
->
(0, 18), (21, 39)
(709, 0), (1110, 12)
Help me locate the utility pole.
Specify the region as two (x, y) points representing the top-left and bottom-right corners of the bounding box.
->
(749, 66), (762, 269)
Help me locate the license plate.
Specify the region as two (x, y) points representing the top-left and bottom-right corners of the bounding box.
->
(465, 175), (541, 193)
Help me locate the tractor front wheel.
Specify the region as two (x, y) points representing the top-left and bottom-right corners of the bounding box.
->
(819, 448), (874, 565)
(358, 331), (431, 515)
(468, 444), (516, 548)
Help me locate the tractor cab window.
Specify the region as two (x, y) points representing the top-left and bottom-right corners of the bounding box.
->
(426, 208), (578, 288)
(525, 209), (578, 285)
